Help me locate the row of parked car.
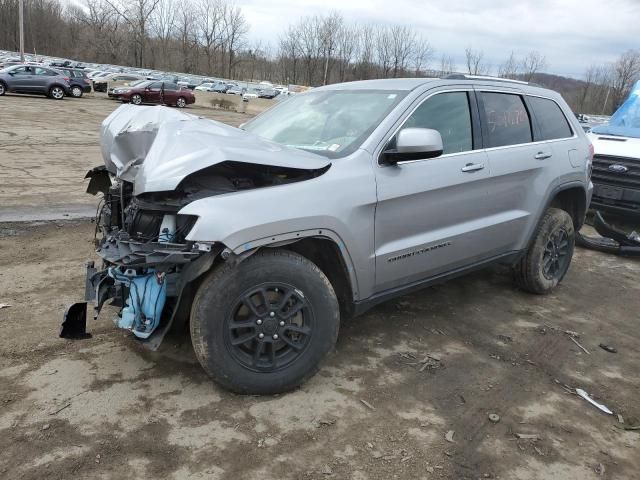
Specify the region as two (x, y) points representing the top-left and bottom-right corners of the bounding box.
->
(0, 51), (293, 104)
(0, 63), (91, 99)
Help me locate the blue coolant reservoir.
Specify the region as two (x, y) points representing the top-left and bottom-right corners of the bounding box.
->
(108, 267), (167, 339)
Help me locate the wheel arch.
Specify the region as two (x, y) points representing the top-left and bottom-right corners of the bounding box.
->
(548, 183), (588, 230)
(229, 229), (360, 311)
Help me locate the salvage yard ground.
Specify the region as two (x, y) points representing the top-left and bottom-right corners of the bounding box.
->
(1, 94), (640, 480)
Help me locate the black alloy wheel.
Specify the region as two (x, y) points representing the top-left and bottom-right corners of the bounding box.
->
(225, 283), (313, 372)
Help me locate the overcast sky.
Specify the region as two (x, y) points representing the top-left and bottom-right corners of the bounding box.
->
(239, 0), (639, 78)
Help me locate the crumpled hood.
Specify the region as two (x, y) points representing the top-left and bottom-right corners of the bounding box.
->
(101, 104), (330, 195)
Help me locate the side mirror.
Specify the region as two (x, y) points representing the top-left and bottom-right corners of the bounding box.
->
(381, 128), (443, 165)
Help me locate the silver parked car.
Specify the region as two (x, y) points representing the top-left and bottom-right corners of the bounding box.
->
(62, 75), (593, 394)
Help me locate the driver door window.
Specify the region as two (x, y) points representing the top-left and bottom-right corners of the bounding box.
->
(402, 92), (473, 155)
(11, 66), (32, 76)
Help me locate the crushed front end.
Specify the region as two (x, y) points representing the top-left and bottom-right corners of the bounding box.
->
(62, 166), (220, 347)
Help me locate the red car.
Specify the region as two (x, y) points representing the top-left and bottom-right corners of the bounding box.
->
(111, 81), (195, 108)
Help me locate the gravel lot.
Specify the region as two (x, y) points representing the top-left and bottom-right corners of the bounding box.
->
(1, 93), (639, 480)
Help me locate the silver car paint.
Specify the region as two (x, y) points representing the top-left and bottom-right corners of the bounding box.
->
(180, 80), (591, 300)
(103, 79), (592, 302)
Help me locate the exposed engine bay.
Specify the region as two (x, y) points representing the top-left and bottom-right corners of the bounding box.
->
(61, 104), (330, 345)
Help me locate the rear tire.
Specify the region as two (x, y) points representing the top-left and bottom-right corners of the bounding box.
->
(0, 81), (6, 96)
(71, 86), (83, 98)
(190, 249), (340, 395)
(49, 85), (65, 100)
(513, 208), (575, 294)
(176, 96), (187, 108)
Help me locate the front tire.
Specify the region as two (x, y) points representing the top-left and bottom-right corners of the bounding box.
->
(0, 81), (6, 96)
(49, 85), (65, 100)
(131, 94), (142, 105)
(190, 250), (340, 395)
(513, 208), (575, 294)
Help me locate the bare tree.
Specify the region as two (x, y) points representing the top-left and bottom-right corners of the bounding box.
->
(196, 0), (225, 74)
(335, 23), (358, 82)
(319, 12), (342, 85)
(389, 25), (415, 78)
(498, 51), (519, 79)
(609, 49), (640, 111)
(412, 36), (433, 77)
(175, 6), (198, 73)
(376, 27), (393, 77)
(223, 4), (248, 78)
(521, 50), (547, 81)
(149, 0), (176, 69)
(104, 0), (162, 67)
(278, 25), (301, 84)
(465, 46), (488, 75)
(439, 54), (456, 75)
(356, 24), (375, 80)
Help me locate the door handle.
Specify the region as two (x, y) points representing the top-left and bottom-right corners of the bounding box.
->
(461, 162), (485, 172)
(535, 152), (552, 160)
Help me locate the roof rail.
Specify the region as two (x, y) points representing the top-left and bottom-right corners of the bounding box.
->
(443, 73), (530, 85)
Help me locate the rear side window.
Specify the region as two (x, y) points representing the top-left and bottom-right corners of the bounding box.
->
(528, 96), (573, 140)
(480, 92), (532, 147)
(403, 92), (473, 154)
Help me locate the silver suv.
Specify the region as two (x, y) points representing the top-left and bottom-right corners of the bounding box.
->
(63, 75), (593, 394)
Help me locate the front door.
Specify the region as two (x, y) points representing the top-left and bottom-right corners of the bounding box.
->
(374, 90), (495, 293)
(144, 81), (163, 104)
(8, 66), (35, 91)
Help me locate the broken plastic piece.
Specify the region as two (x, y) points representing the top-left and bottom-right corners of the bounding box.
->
(577, 212), (640, 257)
(576, 388), (613, 415)
(599, 344), (617, 353)
(60, 302), (92, 339)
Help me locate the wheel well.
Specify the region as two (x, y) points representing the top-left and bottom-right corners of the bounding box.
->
(285, 238), (355, 319)
(549, 186), (587, 229)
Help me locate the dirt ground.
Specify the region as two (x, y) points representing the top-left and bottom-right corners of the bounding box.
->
(1, 94), (640, 480)
(0, 93), (249, 221)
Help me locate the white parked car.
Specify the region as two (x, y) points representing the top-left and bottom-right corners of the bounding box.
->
(242, 88), (260, 100)
(195, 83), (216, 91)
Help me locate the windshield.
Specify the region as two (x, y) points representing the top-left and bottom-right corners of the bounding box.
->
(243, 89), (406, 158)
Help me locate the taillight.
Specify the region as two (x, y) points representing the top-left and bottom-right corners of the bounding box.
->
(84, 79), (90, 84)
(63, 76), (70, 82)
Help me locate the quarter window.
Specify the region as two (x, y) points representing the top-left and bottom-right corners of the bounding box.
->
(480, 92), (532, 147)
(403, 92), (473, 154)
(528, 96), (573, 140)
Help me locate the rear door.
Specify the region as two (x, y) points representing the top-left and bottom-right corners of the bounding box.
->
(33, 67), (59, 93)
(374, 88), (496, 292)
(163, 82), (179, 104)
(476, 89), (553, 252)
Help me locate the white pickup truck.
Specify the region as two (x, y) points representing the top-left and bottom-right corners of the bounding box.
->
(588, 81), (640, 217)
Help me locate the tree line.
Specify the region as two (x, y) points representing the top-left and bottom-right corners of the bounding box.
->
(0, 0), (638, 114)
